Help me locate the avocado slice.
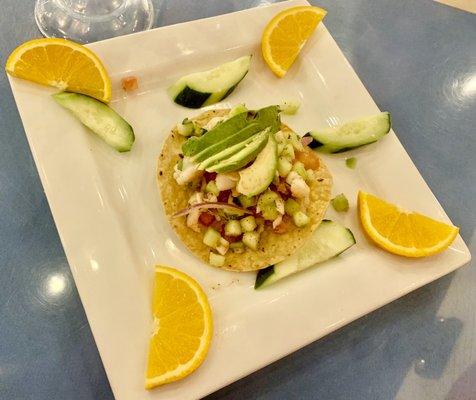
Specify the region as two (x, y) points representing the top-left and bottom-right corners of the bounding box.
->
(207, 129), (270, 173)
(253, 105), (281, 133)
(193, 122), (261, 162)
(182, 111), (249, 156)
(182, 105), (280, 157)
(198, 133), (260, 170)
(237, 134), (278, 196)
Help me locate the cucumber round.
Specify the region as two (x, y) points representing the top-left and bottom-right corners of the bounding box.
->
(53, 92), (135, 152)
(255, 220), (356, 289)
(309, 112), (391, 153)
(168, 55), (251, 109)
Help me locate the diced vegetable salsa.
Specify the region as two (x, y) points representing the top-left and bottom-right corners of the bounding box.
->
(172, 105), (324, 263)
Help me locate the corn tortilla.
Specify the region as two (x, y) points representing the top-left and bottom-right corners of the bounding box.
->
(157, 109), (332, 271)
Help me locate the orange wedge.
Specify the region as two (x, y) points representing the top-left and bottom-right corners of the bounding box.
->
(358, 191), (459, 257)
(5, 38), (111, 102)
(261, 6), (327, 77)
(145, 266), (213, 389)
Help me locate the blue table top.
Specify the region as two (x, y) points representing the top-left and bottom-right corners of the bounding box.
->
(1, 0), (475, 399)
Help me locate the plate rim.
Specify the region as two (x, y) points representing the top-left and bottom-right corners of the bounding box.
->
(6, 1), (471, 399)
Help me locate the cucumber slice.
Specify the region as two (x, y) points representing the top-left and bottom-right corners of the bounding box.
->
(309, 112), (391, 153)
(168, 55), (251, 108)
(255, 220), (356, 289)
(53, 92), (134, 152)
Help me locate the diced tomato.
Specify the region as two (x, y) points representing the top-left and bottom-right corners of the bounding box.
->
(249, 206), (259, 216)
(199, 212), (215, 226)
(210, 220), (223, 231)
(218, 224), (242, 243)
(217, 190), (231, 203)
(121, 76), (138, 92)
(223, 233), (242, 243)
(295, 147), (321, 170)
(204, 172), (217, 182)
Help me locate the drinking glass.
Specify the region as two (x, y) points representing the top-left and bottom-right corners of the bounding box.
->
(35, 0), (154, 44)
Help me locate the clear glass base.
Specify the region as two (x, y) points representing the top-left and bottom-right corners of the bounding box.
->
(35, 0), (155, 44)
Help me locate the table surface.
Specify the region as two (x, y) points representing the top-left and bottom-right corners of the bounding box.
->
(1, 0), (475, 399)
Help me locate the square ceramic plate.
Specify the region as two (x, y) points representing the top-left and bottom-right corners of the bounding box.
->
(8, 1), (471, 399)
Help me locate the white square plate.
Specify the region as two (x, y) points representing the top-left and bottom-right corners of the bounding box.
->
(8, 1), (471, 399)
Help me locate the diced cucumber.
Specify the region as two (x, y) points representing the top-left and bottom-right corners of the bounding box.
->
(230, 241), (245, 253)
(277, 157), (292, 177)
(255, 220), (356, 288)
(243, 231), (260, 250)
(345, 157), (357, 169)
(279, 99), (300, 115)
(331, 193), (349, 212)
(205, 180), (220, 196)
(177, 118), (194, 137)
(293, 211), (310, 227)
(53, 92), (135, 152)
(288, 132), (304, 152)
(225, 220), (242, 237)
(284, 199), (300, 216)
(257, 191), (279, 221)
(209, 252), (225, 267)
(191, 120), (207, 137)
(203, 227), (221, 248)
(309, 112), (391, 153)
(292, 161), (308, 181)
(168, 55), (251, 108)
(240, 216), (257, 232)
(282, 143), (295, 159)
(238, 195), (256, 208)
(229, 104), (248, 118)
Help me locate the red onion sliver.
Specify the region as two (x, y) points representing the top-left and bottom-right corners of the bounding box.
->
(173, 202), (251, 218)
